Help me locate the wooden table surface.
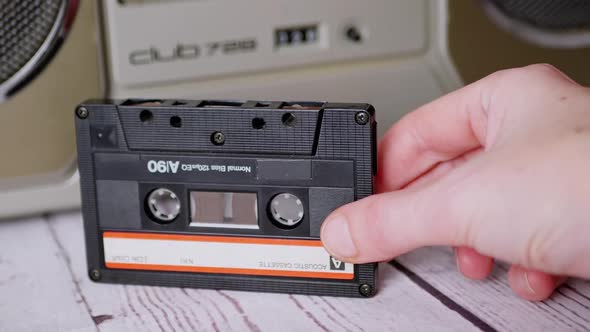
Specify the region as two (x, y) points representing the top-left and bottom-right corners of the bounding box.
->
(1, 212), (589, 332)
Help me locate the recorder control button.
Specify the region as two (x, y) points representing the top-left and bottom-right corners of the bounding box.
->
(269, 193), (304, 227)
(147, 188), (181, 223)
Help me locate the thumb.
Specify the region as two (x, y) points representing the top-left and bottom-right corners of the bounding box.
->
(320, 184), (460, 263)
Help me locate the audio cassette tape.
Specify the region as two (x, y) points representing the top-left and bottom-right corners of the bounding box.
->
(75, 99), (377, 297)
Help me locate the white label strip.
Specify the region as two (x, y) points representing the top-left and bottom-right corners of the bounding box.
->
(103, 233), (354, 280)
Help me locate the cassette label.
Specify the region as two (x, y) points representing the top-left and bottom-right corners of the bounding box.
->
(103, 232), (354, 280)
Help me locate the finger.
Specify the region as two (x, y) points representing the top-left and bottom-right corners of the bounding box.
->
(455, 247), (494, 280)
(508, 265), (568, 301)
(321, 187), (457, 263)
(321, 147), (494, 263)
(403, 149), (482, 190)
(376, 64), (580, 193)
(375, 79), (489, 192)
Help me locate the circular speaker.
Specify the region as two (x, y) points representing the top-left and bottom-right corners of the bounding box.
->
(0, 0), (79, 102)
(488, 0), (590, 30)
(481, 0), (590, 48)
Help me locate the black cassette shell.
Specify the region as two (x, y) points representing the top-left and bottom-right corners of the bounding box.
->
(75, 99), (377, 298)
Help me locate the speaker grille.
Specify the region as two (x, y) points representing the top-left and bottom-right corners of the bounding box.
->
(0, 0), (65, 86)
(489, 0), (590, 30)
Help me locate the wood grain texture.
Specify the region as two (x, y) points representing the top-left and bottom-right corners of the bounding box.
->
(3, 212), (589, 332)
(396, 247), (590, 332)
(45, 212), (479, 332)
(0, 217), (96, 332)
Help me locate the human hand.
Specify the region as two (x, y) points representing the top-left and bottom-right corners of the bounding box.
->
(321, 64), (590, 301)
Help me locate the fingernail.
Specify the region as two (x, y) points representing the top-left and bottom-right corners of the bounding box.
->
(524, 271), (537, 295)
(321, 215), (358, 259)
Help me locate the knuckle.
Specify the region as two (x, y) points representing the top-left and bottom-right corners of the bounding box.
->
(384, 123), (417, 160)
(525, 63), (560, 76)
(360, 195), (390, 260)
(443, 183), (482, 247)
(362, 193), (422, 258)
(364, 196), (396, 256)
(522, 227), (553, 270)
(485, 64), (561, 87)
(485, 67), (515, 82)
(521, 223), (580, 274)
(521, 63), (570, 83)
(363, 196), (383, 228)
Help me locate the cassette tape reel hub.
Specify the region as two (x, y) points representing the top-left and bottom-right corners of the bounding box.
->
(269, 193), (305, 228)
(146, 188), (181, 223)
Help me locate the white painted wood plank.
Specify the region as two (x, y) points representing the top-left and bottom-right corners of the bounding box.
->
(397, 247), (590, 332)
(47, 212), (480, 332)
(0, 217), (95, 332)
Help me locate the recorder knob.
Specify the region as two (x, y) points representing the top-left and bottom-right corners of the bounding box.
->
(147, 188), (181, 223)
(269, 193), (304, 228)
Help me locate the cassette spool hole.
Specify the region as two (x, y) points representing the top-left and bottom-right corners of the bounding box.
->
(170, 116), (182, 128)
(252, 117), (266, 130)
(139, 110), (153, 123)
(146, 188), (181, 223)
(269, 193), (304, 228)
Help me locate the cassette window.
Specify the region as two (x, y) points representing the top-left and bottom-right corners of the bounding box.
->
(189, 192), (258, 229)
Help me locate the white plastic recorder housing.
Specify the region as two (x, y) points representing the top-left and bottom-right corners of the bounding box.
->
(103, 0), (462, 131)
(0, 0), (462, 218)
